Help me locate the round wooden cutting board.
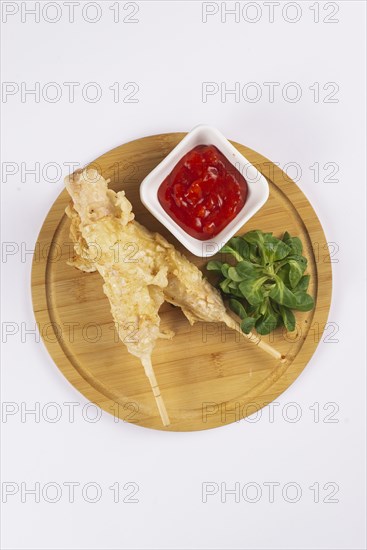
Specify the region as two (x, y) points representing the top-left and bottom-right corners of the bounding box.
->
(31, 133), (332, 431)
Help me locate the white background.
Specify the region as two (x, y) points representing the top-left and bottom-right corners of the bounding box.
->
(1, 1), (366, 549)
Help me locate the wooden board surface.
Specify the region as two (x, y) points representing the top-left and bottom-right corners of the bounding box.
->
(31, 133), (332, 431)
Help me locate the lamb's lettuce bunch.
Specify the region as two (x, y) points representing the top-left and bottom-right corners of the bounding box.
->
(207, 230), (314, 335)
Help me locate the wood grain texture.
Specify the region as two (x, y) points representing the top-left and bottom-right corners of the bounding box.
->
(31, 133), (332, 431)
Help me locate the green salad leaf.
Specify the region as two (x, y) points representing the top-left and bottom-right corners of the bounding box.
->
(206, 230), (314, 335)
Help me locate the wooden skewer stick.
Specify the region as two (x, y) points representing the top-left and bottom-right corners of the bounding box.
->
(142, 357), (170, 426)
(224, 314), (286, 362)
(242, 330), (285, 361)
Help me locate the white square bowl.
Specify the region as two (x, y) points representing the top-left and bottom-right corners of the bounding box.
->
(140, 125), (269, 257)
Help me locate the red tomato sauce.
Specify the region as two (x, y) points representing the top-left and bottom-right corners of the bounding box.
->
(158, 145), (248, 240)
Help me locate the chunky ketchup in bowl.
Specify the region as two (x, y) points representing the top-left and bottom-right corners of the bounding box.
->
(157, 145), (248, 241)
